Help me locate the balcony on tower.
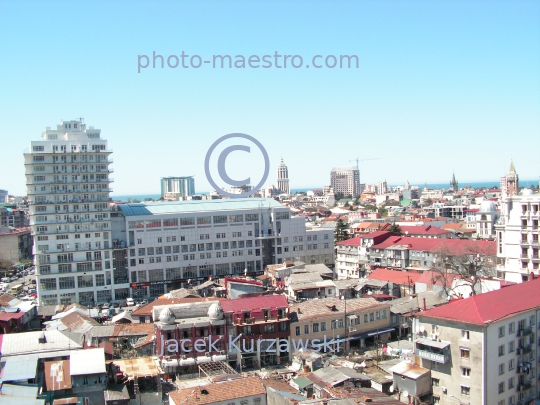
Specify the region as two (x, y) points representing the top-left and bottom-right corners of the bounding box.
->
(415, 338), (450, 364)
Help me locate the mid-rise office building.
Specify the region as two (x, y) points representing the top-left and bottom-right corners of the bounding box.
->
(0, 189), (8, 203)
(24, 119), (129, 306)
(111, 198), (334, 299)
(414, 279), (540, 405)
(330, 166), (360, 198)
(161, 176), (195, 201)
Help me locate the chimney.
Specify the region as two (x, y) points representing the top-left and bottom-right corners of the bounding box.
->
(423, 298), (427, 311)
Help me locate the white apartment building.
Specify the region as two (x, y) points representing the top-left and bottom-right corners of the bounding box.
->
(330, 166), (360, 198)
(160, 176), (195, 201)
(414, 279), (540, 405)
(25, 119), (128, 306)
(112, 198), (334, 299)
(496, 190), (540, 283)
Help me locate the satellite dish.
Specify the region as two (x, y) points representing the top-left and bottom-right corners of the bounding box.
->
(389, 385), (394, 393)
(402, 390), (409, 398)
(419, 326), (425, 333)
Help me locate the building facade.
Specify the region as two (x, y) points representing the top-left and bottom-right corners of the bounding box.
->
(496, 191), (540, 282)
(0, 227), (32, 263)
(161, 176), (195, 201)
(111, 198), (334, 299)
(501, 160), (519, 198)
(330, 167), (360, 198)
(276, 158), (290, 194)
(24, 119), (125, 306)
(414, 279), (540, 405)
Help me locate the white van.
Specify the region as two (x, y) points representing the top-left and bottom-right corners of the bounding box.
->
(126, 298), (135, 306)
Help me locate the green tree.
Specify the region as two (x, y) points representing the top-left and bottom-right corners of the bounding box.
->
(334, 219), (350, 243)
(388, 224), (402, 235)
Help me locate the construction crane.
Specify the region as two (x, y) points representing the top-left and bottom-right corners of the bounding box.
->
(349, 157), (382, 187)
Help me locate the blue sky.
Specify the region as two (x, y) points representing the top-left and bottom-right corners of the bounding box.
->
(1, 0), (539, 196)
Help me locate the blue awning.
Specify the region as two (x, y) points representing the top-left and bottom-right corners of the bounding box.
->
(350, 327), (395, 340)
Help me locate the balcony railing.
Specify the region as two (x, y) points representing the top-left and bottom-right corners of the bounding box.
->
(416, 349), (449, 364)
(517, 344), (533, 355)
(517, 326), (533, 337)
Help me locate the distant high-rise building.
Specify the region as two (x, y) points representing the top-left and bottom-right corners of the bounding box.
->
(24, 119), (125, 306)
(500, 160), (519, 198)
(376, 181), (388, 195)
(449, 172), (458, 192)
(0, 189), (8, 203)
(276, 158), (290, 194)
(330, 166), (360, 197)
(161, 176), (195, 201)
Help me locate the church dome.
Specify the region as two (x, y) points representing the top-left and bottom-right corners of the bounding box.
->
(159, 307), (175, 324)
(207, 303), (223, 320)
(479, 200), (497, 212)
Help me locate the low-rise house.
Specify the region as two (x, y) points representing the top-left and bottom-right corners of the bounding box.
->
(70, 348), (107, 393)
(367, 268), (423, 297)
(0, 354), (39, 385)
(168, 377), (267, 405)
(154, 300), (227, 377)
(222, 294), (290, 368)
(130, 297), (223, 323)
(389, 361), (431, 404)
(290, 297), (392, 351)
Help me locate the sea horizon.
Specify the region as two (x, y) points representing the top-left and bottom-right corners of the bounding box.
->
(110, 179), (539, 202)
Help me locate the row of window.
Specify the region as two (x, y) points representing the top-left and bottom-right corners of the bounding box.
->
(128, 214), (263, 229)
(295, 310), (388, 336)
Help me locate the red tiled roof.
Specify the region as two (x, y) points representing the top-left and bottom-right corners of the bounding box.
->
(221, 294), (288, 313)
(371, 237), (496, 256)
(418, 278), (540, 325)
(368, 269), (423, 285)
(416, 270), (460, 287)
(400, 225), (450, 236)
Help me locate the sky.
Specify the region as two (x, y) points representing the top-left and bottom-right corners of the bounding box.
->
(1, 0), (539, 196)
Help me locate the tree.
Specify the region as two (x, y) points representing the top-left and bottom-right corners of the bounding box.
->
(0, 259), (14, 278)
(378, 207), (388, 217)
(388, 224), (402, 235)
(334, 219), (350, 243)
(428, 242), (497, 298)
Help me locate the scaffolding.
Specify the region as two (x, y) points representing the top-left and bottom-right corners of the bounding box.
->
(198, 361), (238, 381)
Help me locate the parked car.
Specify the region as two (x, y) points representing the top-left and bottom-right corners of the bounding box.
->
(28, 288), (37, 294)
(126, 298), (135, 306)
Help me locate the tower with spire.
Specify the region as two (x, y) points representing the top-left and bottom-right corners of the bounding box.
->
(449, 172), (458, 192)
(501, 160), (519, 198)
(276, 157), (290, 194)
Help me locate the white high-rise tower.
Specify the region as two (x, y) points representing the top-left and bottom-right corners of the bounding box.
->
(277, 158), (290, 194)
(25, 119), (127, 306)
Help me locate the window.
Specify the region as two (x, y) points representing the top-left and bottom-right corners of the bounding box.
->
(498, 382), (505, 394)
(498, 345), (505, 356)
(313, 323), (319, 333)
(498, 401), (506, 405)
(499, 325), (505, 337)
(508, 376), (514, 389)
(432, 377), (439, 387)
(295, 326), (300, 336)
(461, 367), (471, 377)
(460, 348), (470, 359)
(461, 330), (470, 340)
(499, 363), (505, 375)
(304, 325), (309, 334)
(508, 340), (515, 353)
(320, 322), (326, 331)
(461, 386), (470, 396)
(508, 359), (514, 370)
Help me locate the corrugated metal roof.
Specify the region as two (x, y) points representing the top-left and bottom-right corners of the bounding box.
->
(0, 330), (84, 357)
(44, 360), (72, 391)
(0, 354), (39, 381)
(118, 198), (284, 216)
(0, 384), (43, 405)
(70, 348), (105, 375)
